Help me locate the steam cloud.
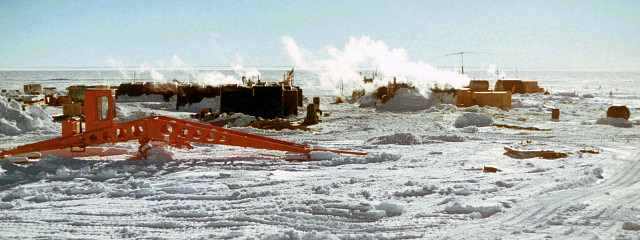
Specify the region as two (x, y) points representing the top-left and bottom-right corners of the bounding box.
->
(107, 58), (131, 80)
(281, 36), (470, 96)
(487, 65), (507, 79)
(108, 54), (255, 86)
(169, 55), (242, 85)
(231, 54), (261, 80)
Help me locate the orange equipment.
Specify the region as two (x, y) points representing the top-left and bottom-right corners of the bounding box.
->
(1, 89), (365, 161)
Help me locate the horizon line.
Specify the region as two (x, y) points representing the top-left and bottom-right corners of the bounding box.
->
(0, 66), (638, 72)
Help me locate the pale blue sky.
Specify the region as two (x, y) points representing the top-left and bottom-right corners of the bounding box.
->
(0, 0), (638, 70)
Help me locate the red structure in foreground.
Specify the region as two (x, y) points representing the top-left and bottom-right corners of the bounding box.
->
(1, 89), (365, 162)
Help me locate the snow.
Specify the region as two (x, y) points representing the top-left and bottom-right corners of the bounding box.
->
(443, 202), (503, 218)
(0, 202), (14, 209)
(0, 118), (21, 135)
(596, 117), (633, 128)
(0, 70), (639, 239)
(25, 105), (52, 120)
(376, 88), (429, 112)
(375, 202), (405, 216)
(622, 222), (640, 231)
(0, 96), (57, 135)
(177, 96), (220, 113)
(285, 151), (341, 161)
(367, 132), (421, 145)
(263, 230), (340, 240)
(210, 112), (256, 127)
(313, 153), (402, 167)
(117, 94), (166, 102)
(454, 112), (494, 128)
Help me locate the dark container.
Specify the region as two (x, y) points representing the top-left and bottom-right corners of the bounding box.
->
(607, 105), (630, 120)
(551, 108), (560, 120)
(283, 88), (299, 116)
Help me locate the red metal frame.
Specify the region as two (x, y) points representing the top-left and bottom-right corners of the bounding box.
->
(0, 89), (365, 160)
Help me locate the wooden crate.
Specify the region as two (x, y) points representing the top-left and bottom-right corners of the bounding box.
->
(473, 91), (512, 109)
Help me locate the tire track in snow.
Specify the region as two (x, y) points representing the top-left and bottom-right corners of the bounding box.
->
(498, 149), (640, 230)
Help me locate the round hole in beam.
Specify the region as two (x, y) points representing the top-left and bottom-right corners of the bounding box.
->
(133, 125), (143, 136)
(117, 128), (126, 138)
(181, 128), (188, 138)
(161, 124), (172, 136)
(193, 130), (202, 139)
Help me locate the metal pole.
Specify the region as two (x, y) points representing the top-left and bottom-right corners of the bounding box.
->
(461, 52), (464, 74)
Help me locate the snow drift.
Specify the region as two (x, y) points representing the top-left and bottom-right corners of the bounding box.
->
(375, 88), (429, 112)
(454, 112), (494, 128)
(0, 96), (56, 135)
(596, 117), (633, 128)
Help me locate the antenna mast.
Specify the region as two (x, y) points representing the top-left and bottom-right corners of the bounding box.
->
(341, 72), (344, 96)
(461, 52), (464, 74)
(429, 51), (493, 75)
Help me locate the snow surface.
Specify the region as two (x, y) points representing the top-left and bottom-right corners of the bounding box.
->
(177, 97), (220, 113)
(454, 112), (494, 128)
(375, 88), (430, 112)
(1, 72), (640, 239)
(116, 94), (220, 113)
(211, 112), (257, 127)
(117, 94), (167, 103)
(0, 96), (58, 136)
(596, 117), (633, 128)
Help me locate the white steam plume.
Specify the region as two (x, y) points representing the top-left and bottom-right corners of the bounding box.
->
(231, 54), (261, 79)
(171, 54), (242, 86)
(281, 36), (309, 69)
(487, 65), (507, 79)
(137, 63), (166, 83)
(107, 58), (131, 80)
(280, 36), (470, 96)
(132, 55), (243, 86)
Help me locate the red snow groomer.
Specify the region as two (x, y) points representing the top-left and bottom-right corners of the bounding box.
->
(0, 89), (365, 163)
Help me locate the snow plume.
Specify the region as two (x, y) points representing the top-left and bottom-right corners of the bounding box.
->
(196, 71), (241, 86)
(280, 36), (470, 96)
(487, 65), (507, 79)
(133, 55), (242, 86)
(231, 54), (261, 79)
(171, 54), (242, 86)
(107, 58), (131, 80)
(137, 63), (166, 83)
(281, 36), (310, 68)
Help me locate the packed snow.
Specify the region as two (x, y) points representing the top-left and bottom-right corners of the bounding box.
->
(454, 112), (494, 128)
(0, 96), (58, 136)
(0, 70), (639, 239)
(211, 112), (257, 127)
